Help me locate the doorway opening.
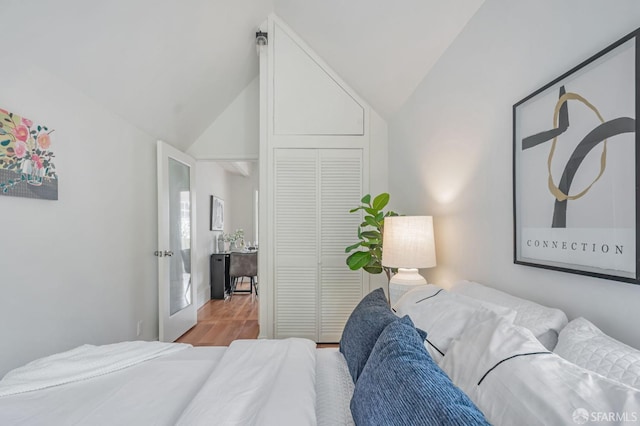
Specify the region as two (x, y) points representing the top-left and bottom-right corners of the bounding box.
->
(176, 159), (259, 345)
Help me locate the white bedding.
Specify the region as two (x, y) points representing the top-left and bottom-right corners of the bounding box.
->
(0, 341), (190, 397)
(176, 338), (317, 425)
(442, 312), (640, 426)
(393, 285), (517, 363)
(450, 280), (568, 350)
(554, 317), (640, 390)
(316, 349), (355, 426)
(0, 342), (353, 426)
(0, 346), (226, 425)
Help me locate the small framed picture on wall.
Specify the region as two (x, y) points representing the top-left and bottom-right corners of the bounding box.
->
(210, 195), (224, 231)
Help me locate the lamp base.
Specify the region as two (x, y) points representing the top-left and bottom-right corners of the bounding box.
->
(389, 268), (427, 306)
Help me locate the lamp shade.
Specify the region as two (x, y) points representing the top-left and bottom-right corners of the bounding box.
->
(382, 216), (436, 269)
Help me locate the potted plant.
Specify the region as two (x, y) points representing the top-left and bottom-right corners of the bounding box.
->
(233, 229), (245, 249)
(345, 193), (399, 282)
(223, 229), (245, 251)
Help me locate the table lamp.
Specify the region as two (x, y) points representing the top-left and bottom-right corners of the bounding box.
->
(382, 216), (436, 305)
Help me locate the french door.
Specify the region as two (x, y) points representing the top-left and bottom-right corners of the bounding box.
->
(157, 141), (197, 342)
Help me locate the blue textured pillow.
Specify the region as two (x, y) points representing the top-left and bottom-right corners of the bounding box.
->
(340, 288), (397, 382)
(351, 315), (489, 426)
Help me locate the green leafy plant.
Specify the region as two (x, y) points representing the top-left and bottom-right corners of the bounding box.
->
(223, 228), (245, 245)
(345, 193), (399, 281)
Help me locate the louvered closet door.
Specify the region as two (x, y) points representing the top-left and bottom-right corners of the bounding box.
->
(319, 150), (364, 342)
(274, 150), (318, 339)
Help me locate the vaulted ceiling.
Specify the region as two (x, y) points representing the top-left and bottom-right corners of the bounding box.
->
(3, 0), (484, 150)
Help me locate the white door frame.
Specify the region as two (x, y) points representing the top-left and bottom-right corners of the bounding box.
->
(157, 140), (197, 342)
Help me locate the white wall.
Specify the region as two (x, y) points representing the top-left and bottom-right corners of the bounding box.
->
(389, 0), (640, 348)
(194, 161), (230, 306)
(188, 77), (259, 160)
(227, 163), (259, 244)
(186, 72), (260, 305)
(369, 109), (390, 292)
(0, 67), (158, 376)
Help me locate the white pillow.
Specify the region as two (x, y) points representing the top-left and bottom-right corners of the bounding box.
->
(555, 317), (640, 390)
(441, 312), (640, 426)
(450, 280), (568, 350)
(393, 285), (516, 364)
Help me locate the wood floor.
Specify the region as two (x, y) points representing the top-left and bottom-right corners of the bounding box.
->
(176, 281), (259, 346)
(175, 280), (338, 348)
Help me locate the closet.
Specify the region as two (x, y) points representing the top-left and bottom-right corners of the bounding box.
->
(260, 16), (384, 341)
(274, 149), (364, 341)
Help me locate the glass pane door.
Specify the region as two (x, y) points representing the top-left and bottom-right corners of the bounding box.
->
(168, 158), (191, 315)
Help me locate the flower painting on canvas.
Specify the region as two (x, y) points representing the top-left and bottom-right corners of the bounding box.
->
(0, 107), (57, 200)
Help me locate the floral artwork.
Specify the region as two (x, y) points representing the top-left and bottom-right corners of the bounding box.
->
(0, 107), (57, 200)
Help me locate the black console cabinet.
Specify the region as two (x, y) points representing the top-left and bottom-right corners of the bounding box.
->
(210, 253), (230, 299)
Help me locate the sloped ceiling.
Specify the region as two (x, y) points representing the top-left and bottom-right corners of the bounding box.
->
(274, 0), (485, 119)
(2, 0), (483, 150)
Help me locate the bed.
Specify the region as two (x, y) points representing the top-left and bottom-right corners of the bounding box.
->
(0, 341), (355, 426)
(2, 281), (640, 425)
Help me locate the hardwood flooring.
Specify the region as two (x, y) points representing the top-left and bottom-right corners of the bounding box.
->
(175, 280), (339, 349)
(176, 281), (259, 346)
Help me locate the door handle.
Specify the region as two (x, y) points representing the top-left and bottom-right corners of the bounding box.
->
(154, 251), (163, 257)
(163, 250), (174, 257)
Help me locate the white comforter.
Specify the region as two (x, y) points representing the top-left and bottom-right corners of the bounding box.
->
(0, 338), (320, 425)
(0, 341), (190, 397)
(176, 338), (317, 426)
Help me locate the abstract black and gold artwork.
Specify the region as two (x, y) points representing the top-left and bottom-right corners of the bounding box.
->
(513, 28), (639, 284)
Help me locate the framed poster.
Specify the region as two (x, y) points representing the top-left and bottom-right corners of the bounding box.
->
(210, 195), (224, 231)
(513, 28), (639, 284)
